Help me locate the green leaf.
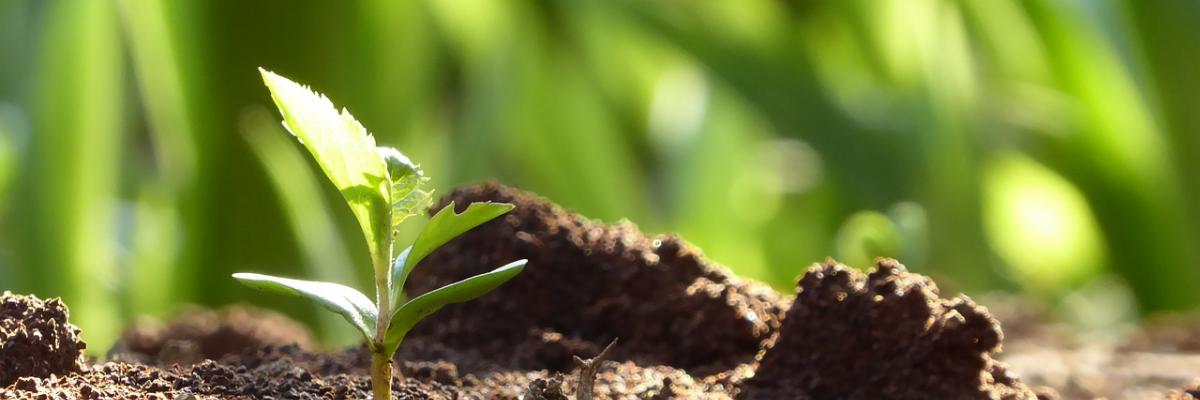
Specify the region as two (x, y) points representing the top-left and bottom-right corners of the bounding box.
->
(259, 68), (391, 266)
(383, 259), (526, 355)
(389, 201), (514, 309)
(388, 245), (413, 307)
(377, 147), (433, 231)
(232, 273), (379, 344)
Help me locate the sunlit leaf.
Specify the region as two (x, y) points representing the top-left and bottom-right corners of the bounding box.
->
(259, 68), (391, 265)
(384, 259), (526, 354)
(232, 272), (379, 344)
(377, 146), (433, 231)
(389, 201), (513, 309)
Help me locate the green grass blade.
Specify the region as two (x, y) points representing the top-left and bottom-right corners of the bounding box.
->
(116, 0), (205, 319)
(384, 259), (526, 355)
(243, 106), (363, 346)
(1022, 0), (1200, 310)
(23, 0), (125, 354)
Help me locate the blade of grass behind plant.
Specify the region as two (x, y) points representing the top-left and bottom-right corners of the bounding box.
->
(347, 0), (446, 246)
(607, 0), (1004, 290)
(0, 0), (33, 290)
(904, 0), (999, 291)
(1022, 0), (1200, 311)
(242, 106), (362, 347)
(428, 2), (647, 222)
(21, 0), (125, 353)
(1122, 1), (1200, 264)
(116, 0), (207, 318)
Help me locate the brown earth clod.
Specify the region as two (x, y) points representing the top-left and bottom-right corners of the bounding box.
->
(403, 182), (787, 374)
(739, 258), (1040, 400)
(0, 291), (86, 388)
(108, 305), (316, 367)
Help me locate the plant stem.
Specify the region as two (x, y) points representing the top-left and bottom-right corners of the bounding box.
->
(374, 248), (392, 340)
(372, 243), (393, 399)
(371, 350), (393, 399)
(370, 181), (398, 398)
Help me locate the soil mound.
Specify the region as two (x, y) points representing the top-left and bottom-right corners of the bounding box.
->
(0, 291), (85, 388)
(739, 259), (1041, 400)
(108, 305), (316, 366)
(403, 182), (787, 374)
(14, 183), (1166, 398)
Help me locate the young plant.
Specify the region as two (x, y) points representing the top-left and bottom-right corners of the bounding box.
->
(234, 68), (526, 399)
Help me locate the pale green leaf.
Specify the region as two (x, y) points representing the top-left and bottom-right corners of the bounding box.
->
(389, 201), (514, 309)
(377, 146), (433, 230)
(259, 68), (391, 265)
(388, 245), (413, 308)
(383, 259), (526, 355)
(233, 272), (379, 344)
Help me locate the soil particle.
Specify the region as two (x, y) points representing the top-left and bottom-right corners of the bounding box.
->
(0, 291), (86, 388)
(1166, 382), (1200, 400)
(524, 373), (568, 400)
(1, 346), (457, 399)
(1004, 346), (1200, 399)
(403, 182), (787, 374)
(108, 305), (316, 366)
(1126, 313), (1200, 352)
(739, 258), (1041, 399)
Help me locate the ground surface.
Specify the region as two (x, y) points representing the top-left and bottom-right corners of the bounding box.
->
(0, 183), (1197, 399)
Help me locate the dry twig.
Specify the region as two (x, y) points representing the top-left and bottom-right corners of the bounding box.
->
(572, 339), (618, 400)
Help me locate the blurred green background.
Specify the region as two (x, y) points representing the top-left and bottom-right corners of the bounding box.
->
(2, 0), (1199, 352)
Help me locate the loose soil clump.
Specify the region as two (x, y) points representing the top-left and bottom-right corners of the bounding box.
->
(740, 259), (1040, 399)
(108, 305), (316, 366)
(402, 183), (787, 375)
(5, 183), (1199, 398)
(0, 291), (86, 388)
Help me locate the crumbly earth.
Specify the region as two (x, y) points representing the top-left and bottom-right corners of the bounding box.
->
(108, 305), (316, 366)
(740, 259), (1041, 400)
(403, 182), (787, 375)
(2, 183), (1197, 399)
(0, 291), (86, 388)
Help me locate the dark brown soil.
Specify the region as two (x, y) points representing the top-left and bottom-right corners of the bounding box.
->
(0, 291), (86, 388)
(402, 183), (787, 375)
(108, 305), (317, 367)
(1, 183), (1198, 399)
(740, 259), (1040, 400)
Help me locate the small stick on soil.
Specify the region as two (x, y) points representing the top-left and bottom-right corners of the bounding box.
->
(572, 339), (618, 400)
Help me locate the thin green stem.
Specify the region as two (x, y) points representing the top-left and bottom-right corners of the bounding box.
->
(373, 250), (391, 342)
(372, 240), (393, 399)
(371, 351), (393, 399)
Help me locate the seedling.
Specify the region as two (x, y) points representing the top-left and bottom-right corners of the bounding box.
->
(234, 68), (526, 399)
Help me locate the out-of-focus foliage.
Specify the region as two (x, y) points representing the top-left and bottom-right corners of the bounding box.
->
(2, 0), (1200, 352)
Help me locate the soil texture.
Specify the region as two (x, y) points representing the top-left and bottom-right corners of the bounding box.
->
(403, 183), (787, 375)
(740, 259), (1041, 400)
(108, 305), (316, 366)
(0, 291), (85, 388)
(1, 183), (1198, 399)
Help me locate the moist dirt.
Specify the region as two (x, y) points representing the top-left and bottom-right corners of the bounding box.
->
(1, 183), (1198, 399)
